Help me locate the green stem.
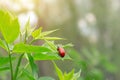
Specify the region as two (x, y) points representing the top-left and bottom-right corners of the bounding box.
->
(6, 43), (13, 80)
(9, 53), (13, 80)
(14, 53), (24, 80)
(14, 31), (34, 79)
(13, 32), (27, 80)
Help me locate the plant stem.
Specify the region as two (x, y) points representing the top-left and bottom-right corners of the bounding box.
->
(9, 53), (13, 80)
(6, 43), (13, 80)
(14, 30), (28, 79)
(14, 53), (24, 80)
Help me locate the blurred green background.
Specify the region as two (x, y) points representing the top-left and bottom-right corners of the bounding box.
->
(0, 0), (119, 80)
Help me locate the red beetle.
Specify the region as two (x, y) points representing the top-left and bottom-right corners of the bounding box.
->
(57, 46), (65, 57)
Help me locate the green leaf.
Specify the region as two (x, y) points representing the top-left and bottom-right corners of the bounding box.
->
(33, 52), (60, 60)
(41, 37), (64, 40)
(72, 70), (81, 80)
(0, 66), (10, 71)
(44, 40), (57, 51)
(32, 27), (42, 39)
(27, 54), (38, 79)
(0, 39), (7, 50)
(39, 77), (55, 80)
(33, 42), (71, 60)
(64, 69), (74, 80)
(21, 69), (35, 80)
(52, 62), (81, 80)
(24, 18), (30, 32)
(23, 19), (35, 37)
(0, 10), (20, 43)
(13, 43), (52, 53)
(40, 29), (59, 36)
(0, 57), (15, 66)
(63, 43), (74, 48)
(52, 61), (64, 80)
(34, 52), (71, 60)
